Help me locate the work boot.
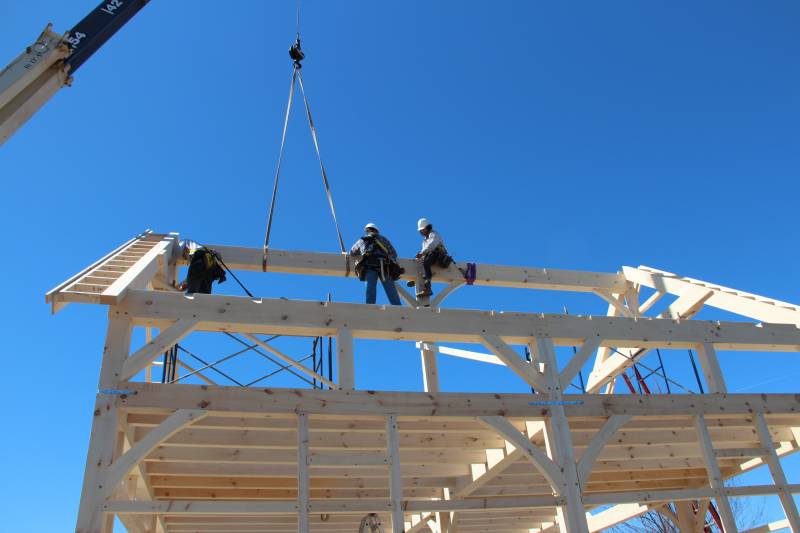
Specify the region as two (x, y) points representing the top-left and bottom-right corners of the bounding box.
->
(416, 281), (433, 297)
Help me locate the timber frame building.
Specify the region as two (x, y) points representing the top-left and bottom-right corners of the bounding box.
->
(49, 231), (800, 533)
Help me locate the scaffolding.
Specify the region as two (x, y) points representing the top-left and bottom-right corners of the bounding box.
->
(49, 231), (800, 533)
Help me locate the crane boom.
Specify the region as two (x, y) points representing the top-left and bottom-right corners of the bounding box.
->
(0, 0), (150, 145)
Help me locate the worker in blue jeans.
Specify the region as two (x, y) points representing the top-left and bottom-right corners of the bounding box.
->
(350, 223), (402, 305)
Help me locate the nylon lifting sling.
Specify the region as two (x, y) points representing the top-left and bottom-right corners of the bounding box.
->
(262, 35), (346, 271)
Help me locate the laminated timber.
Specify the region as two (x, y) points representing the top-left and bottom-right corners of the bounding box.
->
(50, 232), (800, 533)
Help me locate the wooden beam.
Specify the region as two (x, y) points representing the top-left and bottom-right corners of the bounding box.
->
(297, 413), (309, 533)
(694, 342), (727, 393)
(430, 281), (465, 308)
(639, 290), (666, 314)
(76, 317), (132, 533)
(208, 246), (628, 293)
(425, 344), (503, 366)
(104, 409), (208, 497)
(420, 342), (440, 393)
(336, 328), (354, 390)
(535, 337), (590, 533)
(624, 266), (800, 325)
(754, 413), (800, 531)
(478, 416), (564, 491)
(576, 415), (632, 485)
(387, 415), (404, 533)
(587, 286), (720, 393)
(105, 495), (562, 516)
(695, 415), (738, 532)
(118, 291), (800, 352)
(105, 501), (298, 515)
(46, 234), (140, 312)
(658, 287), (713, 320)
(121, 319), (198, 381)
(741, 519), (791, 533)
(100, 237), (176, 304)
(454, 423), (545, 499)
(559, 338), (602, 390)
(593, 290), (634, 318)
(586, 503), (649, 532)
(479, 335), (545, 391)
(117, 383), (800, 418)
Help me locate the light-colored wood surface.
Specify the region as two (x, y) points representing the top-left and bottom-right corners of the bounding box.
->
(54, 234), (800, 532)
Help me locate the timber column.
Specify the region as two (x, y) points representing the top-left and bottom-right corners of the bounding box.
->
(75, 315), (131, 533)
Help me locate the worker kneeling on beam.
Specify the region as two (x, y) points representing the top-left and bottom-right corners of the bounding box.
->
(177, 240), (226, 295)
(411, 218), (451, 298)
(350, 223), (403, 305)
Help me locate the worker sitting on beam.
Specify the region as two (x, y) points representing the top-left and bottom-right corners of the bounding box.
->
(350, 223), (403, 305)
(409, 218), (452, 298)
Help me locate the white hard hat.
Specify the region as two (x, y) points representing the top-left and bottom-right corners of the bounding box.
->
(364, 222), (379, 232)
(179, 239), (199, 255)
(417, 218), (431, 231)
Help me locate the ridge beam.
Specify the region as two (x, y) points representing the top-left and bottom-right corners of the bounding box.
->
(206, 246), (628, 292)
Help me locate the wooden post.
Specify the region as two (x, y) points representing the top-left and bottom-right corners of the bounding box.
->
(387, 414), (404, 533)
(754, 413), (800, 531)
(297, 413), (310, 533)
(76, 315), (132, 533)
(694, 343), (727, 393)
(144, 326), (152, 383)
(694, 415), (737, 532)
(420, 342), (440, 393)
(535, 337), (590, 533)
(336, 327), (354, 390)
(673, 502), (701, 532)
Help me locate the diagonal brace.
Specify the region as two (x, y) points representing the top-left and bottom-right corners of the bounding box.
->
(479, 335), (546, 391)
(478, 415), (565, 490)
(121, 319), (198, 380)
(103, 409), (207, 498)
(576, 415), (632, 485)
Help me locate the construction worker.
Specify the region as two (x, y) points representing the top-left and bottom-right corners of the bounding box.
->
(350, 223), (402, 305)
(177, 240), (227, 295)
(412, 218), (451, 297)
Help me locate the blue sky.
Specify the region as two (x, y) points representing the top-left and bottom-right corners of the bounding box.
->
(2, 1), (799, 531)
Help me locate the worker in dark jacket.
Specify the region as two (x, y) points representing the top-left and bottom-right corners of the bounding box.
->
(177, 240), (226, 294)
(350, 223), (402, 305)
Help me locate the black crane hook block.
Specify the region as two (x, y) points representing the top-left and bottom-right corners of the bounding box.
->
(289, 38), (305, 68)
